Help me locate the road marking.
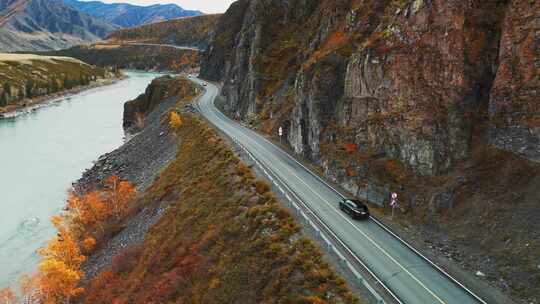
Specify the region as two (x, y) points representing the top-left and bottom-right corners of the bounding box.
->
(202, 103), (445, 303)
(238, 135), (447, 304)
(192, 79), (487, 304)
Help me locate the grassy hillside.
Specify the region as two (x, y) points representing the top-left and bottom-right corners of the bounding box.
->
(80, 110), (360, 303)
(0, 53), (114, 112)
(41, 44), (199, 74)
(106, 14), (221, 48)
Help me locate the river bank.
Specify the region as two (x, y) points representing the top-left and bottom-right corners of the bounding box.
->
(73, 76), (197, 279)
(0, 71), (161, 289)
(0, 75), (125, 119)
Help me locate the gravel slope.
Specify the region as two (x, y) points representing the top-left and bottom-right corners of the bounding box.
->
(76, 92), (181, 279)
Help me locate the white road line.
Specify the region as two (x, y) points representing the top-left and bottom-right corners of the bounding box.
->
(193, 79), (481, 304)
(237, 133), (447, 304)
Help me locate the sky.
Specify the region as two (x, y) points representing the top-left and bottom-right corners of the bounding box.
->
(83, 0), (237, 14)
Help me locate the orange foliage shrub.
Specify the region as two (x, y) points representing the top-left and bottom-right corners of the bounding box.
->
(254, 180), (270, 194)
(344, 143), (357, 154)
(16, 176), (136, 303)
(104, 176), (136, 221)
(0, 287), (18, 304)
(326, 31), (347, 48)
(169, 111), (183, 132)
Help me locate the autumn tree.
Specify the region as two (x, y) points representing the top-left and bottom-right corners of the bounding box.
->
(66, 191), (108, 235)
(40, 216), (86, 269)
(36, 215), (85, 303)
(17, 176), (136, 303)
(0, 287), (18, 304)
(19, 274), (40, 302)
(169, 111), (182, 131)
(103, 176), (136, 220)
(37, 259), (83, 304)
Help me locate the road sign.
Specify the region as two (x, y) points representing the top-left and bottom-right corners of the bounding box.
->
(390, 193), (399, 219)
(279, 126), (283, 137)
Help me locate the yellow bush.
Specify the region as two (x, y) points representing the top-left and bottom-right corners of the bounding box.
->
(169, 111), (183, 131)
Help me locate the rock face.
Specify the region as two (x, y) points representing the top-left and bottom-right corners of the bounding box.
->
(106, 14), (221, 49)
(201, 0), (540, 176)
(123, 76), (197, 133)
(199, 2), (539, 302)
(489, 0), (540, 162)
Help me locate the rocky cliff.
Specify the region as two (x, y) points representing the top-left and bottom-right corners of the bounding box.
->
(106, 14), (221, 49)
(42, 44), (200, 74)
(489, 0), (540, 162)
(123, 76), (198, 133)
(200, 0), (540, 302)
(201, 0), (534, 176)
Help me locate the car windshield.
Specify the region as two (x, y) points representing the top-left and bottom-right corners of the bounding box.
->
(346, 200), (365, 210)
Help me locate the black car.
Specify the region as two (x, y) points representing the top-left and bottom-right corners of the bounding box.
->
(339, 199), (370, 220)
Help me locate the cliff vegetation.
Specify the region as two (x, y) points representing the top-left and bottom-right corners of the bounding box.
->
(0, 53), (115, 113)
(79, 112), (359, 303)
(200, 0), (540, 302)
(40, 44), (199, 74)
(106, 14), (222, 49)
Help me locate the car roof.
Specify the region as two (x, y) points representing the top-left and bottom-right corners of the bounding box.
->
(345, 199), (366, 209)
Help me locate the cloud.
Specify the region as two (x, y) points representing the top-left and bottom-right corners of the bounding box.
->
(81, 0), (236, 14)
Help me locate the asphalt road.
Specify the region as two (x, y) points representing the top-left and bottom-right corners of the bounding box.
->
(194, 79), (485, 304)
(124, 43), (199, 51)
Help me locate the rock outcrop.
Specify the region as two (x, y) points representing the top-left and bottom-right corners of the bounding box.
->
(489, 0), (540, 162)
(106, 14), (221, 49)
(200, 0), (540, 176)
(123, 76), (197, 133)
(200, 1), (540, 302)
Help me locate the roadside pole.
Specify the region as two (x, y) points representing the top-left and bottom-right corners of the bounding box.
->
(391, 193), (398, 219)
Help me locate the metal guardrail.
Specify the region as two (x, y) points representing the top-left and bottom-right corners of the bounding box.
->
(230, 137), (397, 304)
(194, 79), (486, 304)
(252, 135), (488, 304)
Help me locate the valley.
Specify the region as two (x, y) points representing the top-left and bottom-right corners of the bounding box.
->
(0, 0), (538, 303)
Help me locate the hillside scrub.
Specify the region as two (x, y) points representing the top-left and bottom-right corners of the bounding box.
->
(200, 1), (539, 302)
(40, 44), (199, 74)
(0, 55), (115, 112)
(6, 177), (137, 303)
(80, 113), (360, 304)
(106, 14), (221, 48)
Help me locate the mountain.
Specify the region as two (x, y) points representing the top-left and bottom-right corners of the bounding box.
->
(0, 0), (118, 51)
(106, 14), (221, 48)
(63, 0), (202, 28)
(200, 0), (539, 302)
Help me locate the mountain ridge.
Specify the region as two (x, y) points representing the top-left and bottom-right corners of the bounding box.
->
(63, 0), (202, 28)
(0, 0), (118, 51)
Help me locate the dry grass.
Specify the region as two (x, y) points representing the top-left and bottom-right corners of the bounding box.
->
(79, 113), (361, 304)
(0, 53), (86, 64)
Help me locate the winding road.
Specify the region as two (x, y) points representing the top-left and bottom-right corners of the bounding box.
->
(123, 43), (199, 51)
(193, 79), (487, 304)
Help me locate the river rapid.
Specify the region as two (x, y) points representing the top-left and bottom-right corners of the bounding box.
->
(0, 71), (161, 288)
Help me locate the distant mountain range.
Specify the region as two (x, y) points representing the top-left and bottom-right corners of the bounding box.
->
(63, 0), (202, 28)
(0, 0), (118, 51)
(0, 0), (202, 52)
